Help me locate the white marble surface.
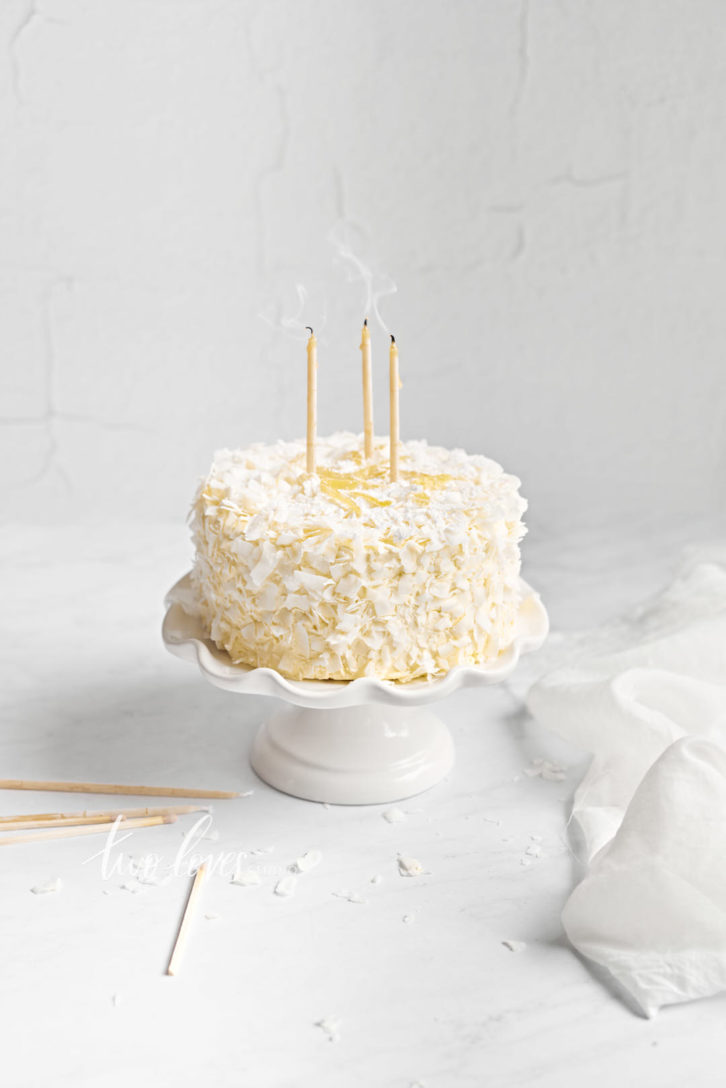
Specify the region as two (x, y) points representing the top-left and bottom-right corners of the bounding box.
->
(3, 519), (726, 1088)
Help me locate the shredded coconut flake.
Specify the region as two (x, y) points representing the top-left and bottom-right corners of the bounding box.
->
(524, 757), (567, 782)
(274, 875), (297, 898)
(398, 856), (425, 877)
(332, 890), (366, 904)
(502, 940), (527, 953)
(294, 849), (322, 873)
(231, 868), (261, 887)
(314, 1016), (341, 1043)
(30, 877), (62, 895)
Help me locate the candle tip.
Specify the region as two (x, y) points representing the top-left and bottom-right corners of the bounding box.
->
(390, 333), (396, 344)
(305, 326), (313, 336)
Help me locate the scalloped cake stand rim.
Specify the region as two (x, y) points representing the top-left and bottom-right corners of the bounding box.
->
(162, 571), (549, 711)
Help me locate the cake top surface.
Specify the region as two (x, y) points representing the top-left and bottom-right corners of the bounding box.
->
(195, 432), (526, 550)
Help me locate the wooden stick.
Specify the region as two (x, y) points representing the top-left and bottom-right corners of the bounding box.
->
(389, 333), (400, 482)
(0, 814), (176, 846)
(0, 780), (238, 799)
(0, 803), (204, 824)
(361, 318), (374, 460)
(0, 805), (205, 832)
(167, 863), (207, 977)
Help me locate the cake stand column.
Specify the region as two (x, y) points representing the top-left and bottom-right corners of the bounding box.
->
(249, 703), (455, 805)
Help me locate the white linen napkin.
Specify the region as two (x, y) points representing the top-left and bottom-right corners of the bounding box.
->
(527, 550), (726, 1017)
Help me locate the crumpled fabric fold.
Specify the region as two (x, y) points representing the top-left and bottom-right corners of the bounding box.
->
(527, 552), (726, 1016)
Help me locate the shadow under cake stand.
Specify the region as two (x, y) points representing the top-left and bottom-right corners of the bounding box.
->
(162, 574), (548, 805)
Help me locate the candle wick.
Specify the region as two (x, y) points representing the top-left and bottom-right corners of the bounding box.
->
(390, 334), (396, 344)
(305, 326), (313, 335)
(363, 317), (368, 326)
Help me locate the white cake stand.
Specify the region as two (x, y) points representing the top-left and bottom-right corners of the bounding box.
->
(162, 574), (548, 805)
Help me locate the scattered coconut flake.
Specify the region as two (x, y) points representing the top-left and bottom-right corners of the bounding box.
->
(383, 807), (407, 824)
(250, 846), (274, 856)
(231, 868), (261, 888)
(483, 816), (501, 826)
(204, 912), (221, 921)
(31, 877), (61, 895)
(294, 849), (322, 873)
(136, 872), (166, 887)
(530, 833), (543, 842)
(398, 856), (425, 877)
(332, 889), (366, 904)
(315, 1016), (341, 1043)
(520, 841), (544, 867)
(240, 790), (255, 797)
(524, 757), (567, 782)
(119, 881), (143, 894)
(202, 828), (220, 842)
(402, 913), (415, 924)
(370, 874), (383, 885)
(112, 993), (122, 1007)
(274, 874), (297, 898)
(502, 940), (527, 953)
(129, 853), (160, 878)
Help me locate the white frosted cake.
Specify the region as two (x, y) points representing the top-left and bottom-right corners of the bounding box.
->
(190, 432), (527, 682)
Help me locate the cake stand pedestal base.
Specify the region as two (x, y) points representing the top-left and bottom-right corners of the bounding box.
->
(163, 572), (548, 805)
(249, 704), (455, 805)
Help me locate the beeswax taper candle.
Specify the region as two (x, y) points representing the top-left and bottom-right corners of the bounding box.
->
(306, 326), (317, 474)
(360, 318), (374, 460)
(389, 334), (400, 482)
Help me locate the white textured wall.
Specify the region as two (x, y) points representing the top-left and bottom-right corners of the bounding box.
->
(2, 0), (725, 535)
